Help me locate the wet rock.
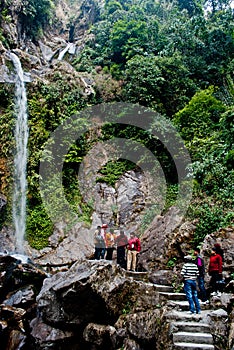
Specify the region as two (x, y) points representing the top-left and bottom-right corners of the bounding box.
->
(83, 323), (118, 350)
(0, 304), (27, 349)
(0, 254), (47, 303)
(30, 316), (74, 348)
(3, 285), (35, 307)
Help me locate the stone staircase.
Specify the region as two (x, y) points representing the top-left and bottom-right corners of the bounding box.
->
(125, 271), (215, 349)
(157, 284), (215, 350)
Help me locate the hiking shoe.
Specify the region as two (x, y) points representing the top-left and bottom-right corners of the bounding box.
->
(217, 292), (222, 297)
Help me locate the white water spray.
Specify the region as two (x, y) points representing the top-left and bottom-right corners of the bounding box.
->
(10, 52), (29, 254)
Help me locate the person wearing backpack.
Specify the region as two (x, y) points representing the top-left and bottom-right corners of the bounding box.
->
(194, 247), (209, 304)
(127, 233), (141, 271)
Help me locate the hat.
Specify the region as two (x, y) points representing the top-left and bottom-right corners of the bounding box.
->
(184, 255), (193, 260)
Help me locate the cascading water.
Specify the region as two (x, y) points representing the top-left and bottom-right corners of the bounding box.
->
(10, 52), (29, 254)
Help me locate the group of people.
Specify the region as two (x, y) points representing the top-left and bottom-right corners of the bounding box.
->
(93, 224), (141, 271)
(181, 244), (224, 314)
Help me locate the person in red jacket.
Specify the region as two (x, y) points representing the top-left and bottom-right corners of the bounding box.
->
(208, 246), (223, 296)
(127, 233), (141, 271)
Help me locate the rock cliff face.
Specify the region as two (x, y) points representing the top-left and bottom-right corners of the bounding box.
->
(0, 0), (149, 262)
(0, 0), (103, 92)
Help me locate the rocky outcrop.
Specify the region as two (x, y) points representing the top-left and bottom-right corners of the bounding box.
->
(202, 226), (234, 270)
(32, 259), (172, 349)
(137, 206), (196, 272)
(0, 254), (48, 350)
(79, 140), (156, 232)
(0, 255), (233, 349)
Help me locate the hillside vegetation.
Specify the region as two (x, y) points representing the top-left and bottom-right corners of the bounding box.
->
(0, 0), (233, 248)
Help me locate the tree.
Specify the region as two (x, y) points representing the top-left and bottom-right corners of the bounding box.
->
(173, 86), (226, 140)
(177, 0), (203, 16)
(203, 0), (233, 14)
(19, 0), (54, 40)
(124, 54), (196, 116)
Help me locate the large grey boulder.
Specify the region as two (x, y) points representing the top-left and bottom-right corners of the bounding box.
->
(36, 259), (161, 327)
(32, 259), (171, 349)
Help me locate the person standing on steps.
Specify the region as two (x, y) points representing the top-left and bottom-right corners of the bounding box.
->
(94, 226), (105, 260)
(127, 232), (141, 272)
(100, 223), (108, 259)
(214, 243), (225, 262)
(115, 230), (128, 268)
(181, 255), (201, 314)
(105, 228), (116, 260)
(208, 246), (223, 297)
(194, 247), (209, 304)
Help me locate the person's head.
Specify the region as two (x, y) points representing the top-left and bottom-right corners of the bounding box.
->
(194, 247), (200, 255)
(110, 228), (114, 233)
(211, 247), (217, 255)
(214, 243), (221, 249)
(130, 232), (135, 238)
(184, 255), (193, 262)
(97, 225), (101, 229)
(214, 243), (222, 252)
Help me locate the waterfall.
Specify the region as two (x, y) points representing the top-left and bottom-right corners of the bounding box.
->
(10, 52), (29, 254)
(58, 42), (73, 60)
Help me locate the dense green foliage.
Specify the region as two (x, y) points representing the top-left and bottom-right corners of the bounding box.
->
(0, 0), (233, 248)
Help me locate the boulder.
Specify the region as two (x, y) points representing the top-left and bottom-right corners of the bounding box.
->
(32, 259), (171, 349)
(36, 260), (162, 327)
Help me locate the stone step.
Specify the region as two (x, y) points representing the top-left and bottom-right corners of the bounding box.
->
(171, 321), (210, 333)
(166, 309), (211, 321)
(173, 331), (213, 345)
(125, 271), (149, 282)
(169, 300), (210, 311)
(159, 292), (186, 301)
(153, 284), (174, 293)
(174, 342), (214, 350)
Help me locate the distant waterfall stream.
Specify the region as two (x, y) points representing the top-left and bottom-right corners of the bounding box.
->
(10, 52), (29, 254)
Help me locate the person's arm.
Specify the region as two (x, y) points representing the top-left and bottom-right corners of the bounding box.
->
(136, 238), (141, 252)
(197, 257), (202, 267)
(181, 265), (186, 277)
(195, 265), (200, 277)
(218, 255), (222, 274)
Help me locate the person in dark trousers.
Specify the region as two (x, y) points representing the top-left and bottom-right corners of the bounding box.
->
(105, 228), (116, 260)
(194, 247), (209, 304)
(94, 226), (105, 260)
(208, 246), (223, 296)
(115, 230), (128, 268)
(181, 255), (201, 314)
